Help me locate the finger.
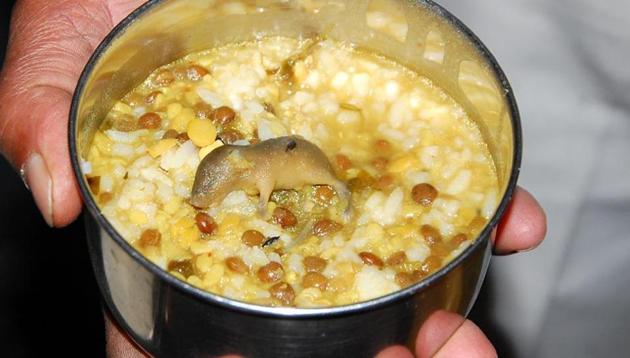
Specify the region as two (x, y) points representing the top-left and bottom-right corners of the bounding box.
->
(415, 310), (466, 358)
(0, 85), (82, 227)
(0, 1), (105, 227)
(432, 320), (497, 358)
(374, 345), (414, 358)
(493, 186), (547, 255)
(105, 313), (148, 358)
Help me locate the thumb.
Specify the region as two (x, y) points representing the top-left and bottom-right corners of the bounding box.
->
(0, 84), (82, 227)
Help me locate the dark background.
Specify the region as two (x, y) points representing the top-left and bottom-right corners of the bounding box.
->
(0, 1), (505, 357)
(0, 1), (105, 357)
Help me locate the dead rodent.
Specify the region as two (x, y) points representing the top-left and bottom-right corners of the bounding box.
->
(190, 136), (351, 218)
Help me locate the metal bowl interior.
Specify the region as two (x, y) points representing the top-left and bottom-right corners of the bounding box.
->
(69, 0), (521, 355)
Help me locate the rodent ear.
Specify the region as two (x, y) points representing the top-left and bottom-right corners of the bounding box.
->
(285, 140), (297, 152)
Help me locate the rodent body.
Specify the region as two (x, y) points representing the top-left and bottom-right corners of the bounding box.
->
(190, 136), (351, 216)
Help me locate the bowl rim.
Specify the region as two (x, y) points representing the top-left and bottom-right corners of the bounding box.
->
(69, 0), (522, 318)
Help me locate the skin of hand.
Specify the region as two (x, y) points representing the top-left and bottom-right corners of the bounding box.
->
(0, 1), (547, 357)
(0, 0), (145, 226)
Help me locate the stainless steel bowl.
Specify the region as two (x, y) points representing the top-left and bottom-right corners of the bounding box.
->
(69, 1), (521, 356)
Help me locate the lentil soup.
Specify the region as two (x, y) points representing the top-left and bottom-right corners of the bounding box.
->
(85, 37), (498, 308)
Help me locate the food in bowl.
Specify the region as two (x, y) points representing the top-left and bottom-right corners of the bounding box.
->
(84, 36), (498, 307)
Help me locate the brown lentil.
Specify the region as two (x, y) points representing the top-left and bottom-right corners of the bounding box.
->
(386, 251), (407, 266)
(194, 103), (214, 120)
(468, 216), (487, 233)
(186, 65), (209, 81)
(302, 272), (328, 290)
(195, 212), (217, 235)
(411, 270), (425, 281)
(269, 282), (295, 305)
(213, 106), (236, 126)
(348, 171), (375, 191)
(451, 233), (468, 247)
(359, 252), (384, 268)
(138, 112), (162, 129)
(314, 185), (335, 205)
(411, 183), (438, 207)
(99, 192), (114, 204)
(218, 128), (244, 144)
(373, 175), (394, 191)
(422, 255), (442, 274)
(154, 70), (175, 86)
(176, 132), (190, 143)
(225, 256), (249, 274)
(277, 61), (294, 82)
(144, 91), (162, 105)
(241, 230), (265, 247)
(422, 225), (450, 256)
(168, 259), (194, 278)
(335, 154), (352, 171)
(371, 157), (389, 171)
(421, 224), (442, 246)
(263, 102), (276, 115)
(312, 219), (342, 237)
(303, 256), (327, 273)
(375, 139), (392, 152)
(139, 229), (161, 248)
(272, 207), (297, 228)
(162, 129), (180, 139)
(257, 262), (284, 283)
(395, 272), (415, 287)
(87, 176), (100, 195)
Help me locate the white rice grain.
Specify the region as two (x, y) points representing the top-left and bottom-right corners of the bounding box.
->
(239, 246), (269, 268)
(446, 170), (471, 195)
(160, 141), (197, 171)
(196, 87), (225, 108)
(80, 160), (92, 175)
(100, 175), (114, 193)
(267, 252), (282, 263)
(288, 253), (304, 275)
(406, 243), (430, 262)
(105, 129), (148, 143)
(133, 106), (147, 117)
(421, 146), (439, 168)
(331, 72), (349, 89)
(111, 143), (134, 157)
(337, 110), (361, 125)
(379, 188), (404, 226)
(156, 182), (174, 204)
(232, 140), (251, 146)
(388, 97), (413, 128)
(257, 119), (276, 140)
(482, 189), (498, 219)
(141, 167), (173, 186)
(354, 266), (400, 301)
(351, 73), (370, 97)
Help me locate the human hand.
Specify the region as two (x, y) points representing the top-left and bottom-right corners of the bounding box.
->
(0, 0), (145, 226)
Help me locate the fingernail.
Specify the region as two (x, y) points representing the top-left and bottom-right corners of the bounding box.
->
(23, 153), (54, 226)
(493, 247), (535, 256)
